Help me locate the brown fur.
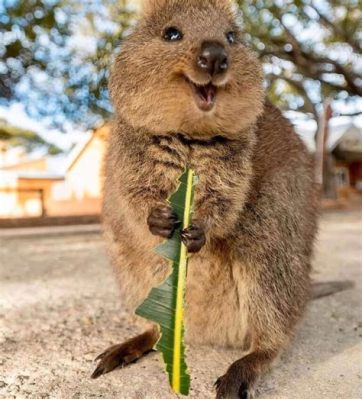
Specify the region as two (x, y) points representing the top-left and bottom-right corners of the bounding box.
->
(109, 0), (264, 138)
(99, 0), (319, 397)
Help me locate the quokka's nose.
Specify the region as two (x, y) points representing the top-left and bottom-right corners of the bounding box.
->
(197, 41), (229, 76)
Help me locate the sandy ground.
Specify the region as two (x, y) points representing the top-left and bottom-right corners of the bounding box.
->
(0, 211), (361, 399)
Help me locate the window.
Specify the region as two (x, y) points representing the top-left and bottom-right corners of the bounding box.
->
(335, 167), (350, 187)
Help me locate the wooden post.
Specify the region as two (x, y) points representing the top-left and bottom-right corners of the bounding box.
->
(315, 99), (334, 197)
(40, 189), (47, 217)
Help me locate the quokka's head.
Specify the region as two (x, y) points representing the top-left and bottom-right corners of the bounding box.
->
(109, 0), (265, 138)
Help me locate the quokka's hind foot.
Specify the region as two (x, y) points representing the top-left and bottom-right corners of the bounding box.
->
(91, 327), (159, 379)
(215, 350), (276, 399)
(215, 377), (255, 399)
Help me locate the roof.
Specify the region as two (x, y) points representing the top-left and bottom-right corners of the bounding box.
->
(0, 147), (47, 169)
(0, 170), (63, 181)
(65, 123), (109, 172)
(295, 120), (362, 154)
(64, 132), (93, 172)
(0, 123), (110, 180)
(295, 125), (316, 152)
(327, 123), (360, 152)
(16, 172), (64, 180)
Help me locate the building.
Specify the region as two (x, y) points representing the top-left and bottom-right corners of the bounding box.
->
(296, 121), (362, 199)
(0, 171), (63, 218)
(331, 124), (362, 193)
(1, 119), (361, 219)
(49, 123), (109, 216)
(0, 123), (109, 218)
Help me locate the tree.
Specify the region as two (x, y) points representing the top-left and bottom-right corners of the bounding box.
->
(0, 0), (133, 127)
(0, 0), (69, 98)
(0, 119), (62, 154)
(237, 0), (361, 197)
(237, 0), (361, 120)
(1, 0), (360, 130)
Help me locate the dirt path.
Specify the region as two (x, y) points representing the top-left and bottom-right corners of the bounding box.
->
(0, 212), (361, 398)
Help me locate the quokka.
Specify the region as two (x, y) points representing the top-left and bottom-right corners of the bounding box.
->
(92, 1), (323, 398)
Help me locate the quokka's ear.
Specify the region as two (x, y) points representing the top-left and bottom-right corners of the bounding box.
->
(138, 0), (238, 16)
(139, 0), (168, 15)
(217, 0), (239, 13)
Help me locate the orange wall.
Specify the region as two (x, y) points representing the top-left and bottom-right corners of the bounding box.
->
(0, 177), (58, 218)
(46, 198), (101, 216)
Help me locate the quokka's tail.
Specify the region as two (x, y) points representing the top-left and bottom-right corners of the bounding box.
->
(312, 280), (355, 300)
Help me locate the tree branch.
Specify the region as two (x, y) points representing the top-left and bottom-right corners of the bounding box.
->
(267, 73), (318, 120)
(260, 46), (362, 96)
(308, 3), (361, 53)
(337, 111), (362, 117)
(302, 52), (362, 96)
(262, 5), (362, 96)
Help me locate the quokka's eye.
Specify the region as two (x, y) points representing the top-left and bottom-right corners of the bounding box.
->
(163, 27), (183, 42)
(226, 31), (236, 44)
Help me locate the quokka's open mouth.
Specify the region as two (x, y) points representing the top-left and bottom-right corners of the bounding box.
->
(186, 78), (217, 112)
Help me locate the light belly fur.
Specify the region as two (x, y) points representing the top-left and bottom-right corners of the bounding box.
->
(185, 254), (250, 349)
(107, 226), (250, 350)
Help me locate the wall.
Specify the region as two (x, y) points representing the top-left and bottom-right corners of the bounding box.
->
(0, 125), (109, 219)
(0, 176), (62, 218)
(349, 162), (362, 189)
(67, 133), (106, 200)
(0, 172), (19, 217)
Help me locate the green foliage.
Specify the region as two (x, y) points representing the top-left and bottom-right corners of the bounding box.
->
(0, 119), (62, 154)
(0, 0), (134, 127)
(58, 0), (134, 124)
(136, 169), (198, 396)
(238, 0), (361, 117)
(0, 0), (360, 127)
(0, 0), (70, 99)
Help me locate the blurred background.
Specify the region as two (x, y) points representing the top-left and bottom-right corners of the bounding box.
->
(0, 2), (361, 398)
(0, 0), (361, 225)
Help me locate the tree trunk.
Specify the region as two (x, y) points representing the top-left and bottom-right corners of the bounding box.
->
(315, 99), (336, 199)
(323, 154), (337, 199)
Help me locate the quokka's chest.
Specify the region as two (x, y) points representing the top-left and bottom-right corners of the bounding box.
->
(145, 134), (232, 179)
(150, 132), (232, 156)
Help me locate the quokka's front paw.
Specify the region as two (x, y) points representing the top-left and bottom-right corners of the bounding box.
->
(147, 205), (180, 238)
(181, 223), (206, 253)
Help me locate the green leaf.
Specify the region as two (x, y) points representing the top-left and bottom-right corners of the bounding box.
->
(136, 168), (198, 396)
